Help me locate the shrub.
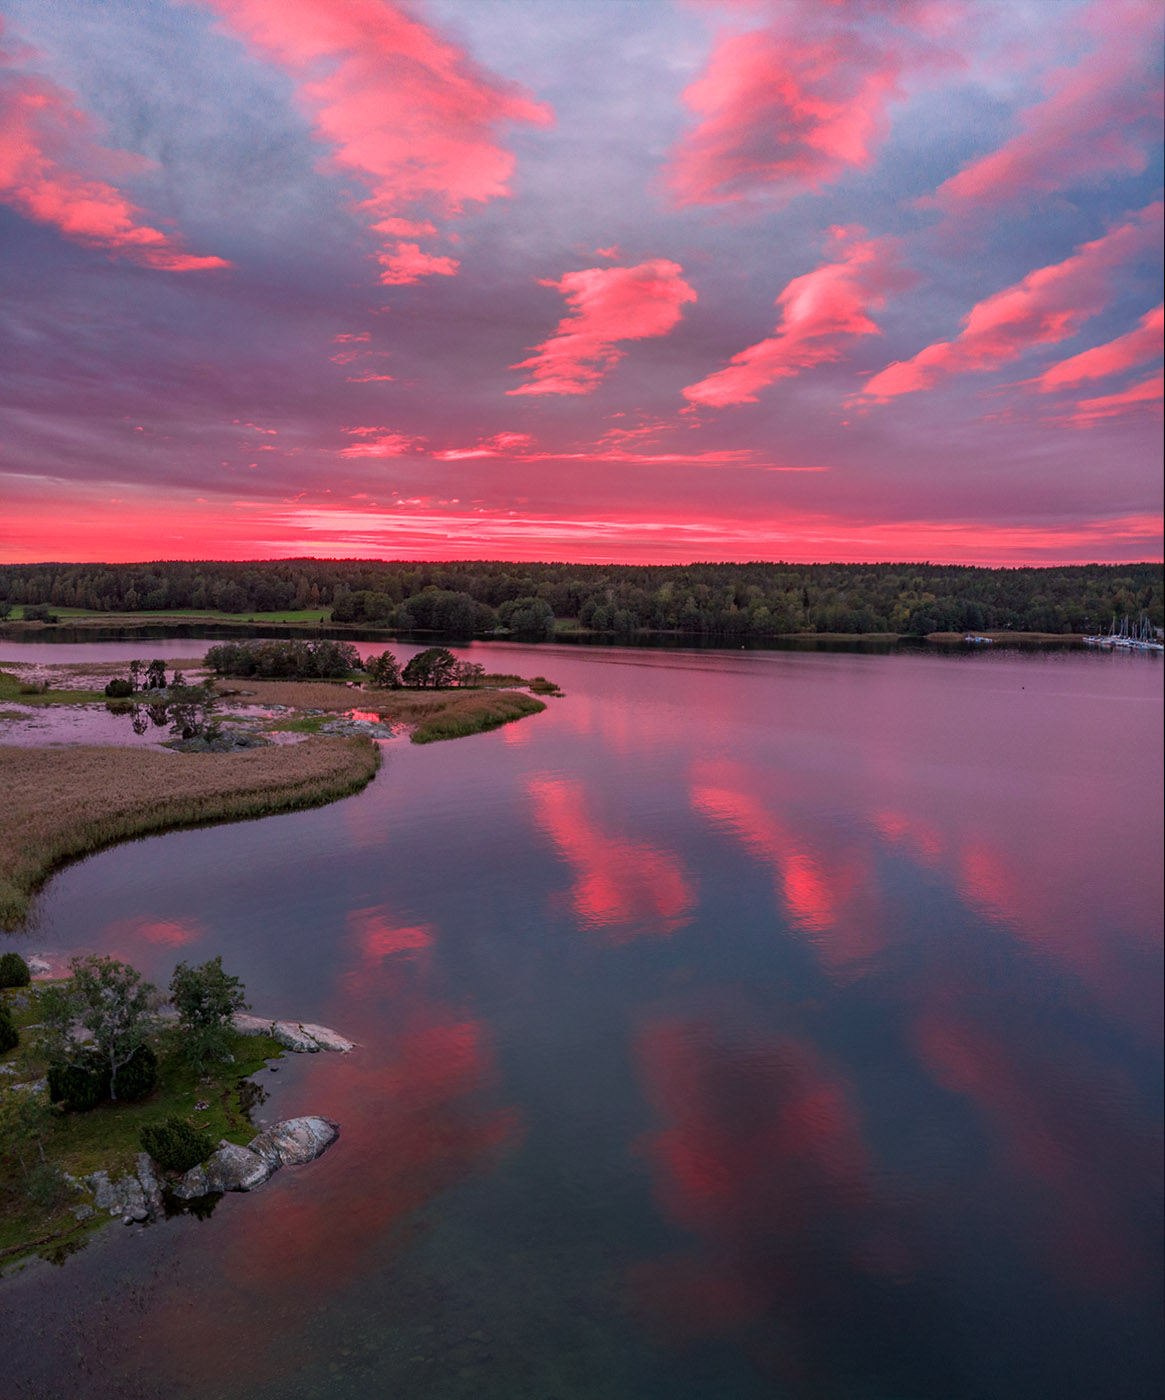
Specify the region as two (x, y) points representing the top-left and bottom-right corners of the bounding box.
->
(0, 951), (31, 988)
(116, 1042), (158, 1102)
(140, 1116), (214, 1174)
(46, 1059), (105, 1112)
(104, 678), (134, 698)
(0, 1004), (18, 1054)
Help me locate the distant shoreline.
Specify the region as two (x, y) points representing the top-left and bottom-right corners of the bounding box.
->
(1, 613), (1093, 646)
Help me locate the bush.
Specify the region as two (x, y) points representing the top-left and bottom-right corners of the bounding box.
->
(140, 1116), (214, 1174)
(116, 1043), (158, 1102)
(0, 951), (31, 988)
(0, 1004), (18, 1054)
(104, 678), (134, 698)
(46, 1059), (105, 1112)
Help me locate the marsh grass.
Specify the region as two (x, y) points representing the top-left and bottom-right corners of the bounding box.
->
(221, 677), (551, 741)
(0, 668), (105, 706)
(0, 736), (380, 928)
(410, 691), (546, 743)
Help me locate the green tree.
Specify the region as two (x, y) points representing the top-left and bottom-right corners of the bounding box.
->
(145, 659), (168, 689)
(0, 950), (31, 988)
(402, 647), (458, 688)
(68, 955), (156, 1102)
(365, 650), (402, 688)
(169, 956), (248, 1072)
(0, 1084), (52, 1175)
(167, 681), (222, 742)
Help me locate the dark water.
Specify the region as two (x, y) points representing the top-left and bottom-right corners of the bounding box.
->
(2, 641), (1161, 1400)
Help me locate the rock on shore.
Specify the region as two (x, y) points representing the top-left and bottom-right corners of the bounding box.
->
(231, 1012), (355, 1053)
(171, 1116), (339, 1200)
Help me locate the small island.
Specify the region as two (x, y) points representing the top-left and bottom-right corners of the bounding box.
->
(0, 949), (348, 1268)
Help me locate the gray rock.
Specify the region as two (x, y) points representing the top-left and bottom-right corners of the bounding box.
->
(232, 1013), (275, 1037)
(299, 1023), (356, 1053)
(248, 1116), (339, 1170)
(135, 1153), (164, 1217)
(272, 1021), (320, 1053)
(172, 1165), (209, 1200)
(89, 1170), (114, 1211)
(203, 1141), (271, 1193)
(70, 1203), (95, 1221)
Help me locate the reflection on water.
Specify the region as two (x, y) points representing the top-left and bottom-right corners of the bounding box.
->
(2, 641), (1161, 1400)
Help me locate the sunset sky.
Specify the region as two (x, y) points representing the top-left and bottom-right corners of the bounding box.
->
(1, 0), (1162, 565)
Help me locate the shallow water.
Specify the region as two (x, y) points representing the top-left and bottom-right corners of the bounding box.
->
(2, 640), (1162, 1400)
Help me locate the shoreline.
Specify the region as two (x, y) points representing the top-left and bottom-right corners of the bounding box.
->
(0, 736), (381, 930)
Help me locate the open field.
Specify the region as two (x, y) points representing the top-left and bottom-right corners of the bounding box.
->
(0, 737), (380, 928)
(4, 605), (332, 626)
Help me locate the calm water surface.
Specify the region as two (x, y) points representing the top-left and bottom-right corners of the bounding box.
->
(2, 640), (1161, 1400)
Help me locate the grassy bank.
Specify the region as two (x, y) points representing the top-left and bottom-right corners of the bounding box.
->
(410, 690), (546, 743)
(0, 985), (283, 1264)
(0, 736), (380, 929)
(215, 675), (553, 741)
(0, 667), (106, 706)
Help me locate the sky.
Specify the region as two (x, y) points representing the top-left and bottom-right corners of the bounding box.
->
(1, 0), (1162, 566)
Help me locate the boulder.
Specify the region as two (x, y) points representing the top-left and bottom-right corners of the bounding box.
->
(232, 1012), (275, 1037)
(248, 1116), (339, 1171)
(272, 1021), (319, 1053)
(299, 1023), (356, 1053)
(203, 1141), (271, 1193)
(136, 1153), (164, 1217)
(172, 1165), (209, 1200)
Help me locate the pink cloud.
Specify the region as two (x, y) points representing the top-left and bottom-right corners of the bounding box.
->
(202, 0), (551, 284)
(860, 202), (1163, 402)
(508, 259), (697, 396)
(1036, 304), (1163, 391)
(0, 35), (230, 270)
(346, 372), (396, 383)
(663, 6), (950, 208)
(376, 242), (459, 285)
(1068, 370), (1163, 427)
(683, 234), (898, 407)
(927, 0), (1164, 214)
(339, 430), (418, 457)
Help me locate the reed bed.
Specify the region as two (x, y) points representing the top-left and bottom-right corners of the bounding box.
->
(219, 677), (549, 741)
(0, 737), (379, 928)
(410, 691), (546, 743)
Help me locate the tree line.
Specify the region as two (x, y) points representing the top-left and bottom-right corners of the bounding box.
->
(2, 559), (1161, 636)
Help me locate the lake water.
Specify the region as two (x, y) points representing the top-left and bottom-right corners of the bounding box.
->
(2, 639), (1162, 1400)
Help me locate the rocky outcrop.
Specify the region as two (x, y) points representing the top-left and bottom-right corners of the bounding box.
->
(231, 1012), (355, 1053)
(170, 1116), (338, 1200)
(271, 1021), (320, 1053)
(247, 1116), (339, 1171)
(84, 1155), (167, 1224)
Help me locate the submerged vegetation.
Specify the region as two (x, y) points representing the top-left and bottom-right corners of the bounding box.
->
(0, 737), (380, 928)
(2, 559), (1161, 637)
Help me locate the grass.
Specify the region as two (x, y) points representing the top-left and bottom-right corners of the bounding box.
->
(214, 675), (554, 741)
(4, 605), (332, 625)
(410, 690), (546, 743)
(0, 984), (284, 1263)
(0, 667), (106, 706)
(0, 736), (380, 929)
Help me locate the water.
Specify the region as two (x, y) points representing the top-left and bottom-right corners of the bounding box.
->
(2, 640), (1161, 1400)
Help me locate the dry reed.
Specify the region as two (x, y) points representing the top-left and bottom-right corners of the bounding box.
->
(0, 737), (379, 928)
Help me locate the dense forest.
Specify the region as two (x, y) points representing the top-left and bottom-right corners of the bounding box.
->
(1, 560), (1161, 637)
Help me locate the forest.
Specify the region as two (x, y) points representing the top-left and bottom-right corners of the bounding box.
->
(1, 559), (1161, 637)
